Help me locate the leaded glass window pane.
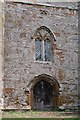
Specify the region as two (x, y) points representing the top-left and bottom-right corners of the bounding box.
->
(44, 40), (51, 61)
(35, 39), (43, 61)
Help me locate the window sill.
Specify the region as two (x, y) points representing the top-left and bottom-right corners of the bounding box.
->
(34, 60), (52, 65)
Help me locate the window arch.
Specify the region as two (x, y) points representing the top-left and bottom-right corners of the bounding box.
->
(34, 26), (55, 62)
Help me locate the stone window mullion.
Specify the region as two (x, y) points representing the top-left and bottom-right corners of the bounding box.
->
(42, 40), (45, 61)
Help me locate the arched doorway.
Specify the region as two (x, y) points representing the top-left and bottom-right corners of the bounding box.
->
(28, 74), (60, 110)
(33, 80), (53, 110)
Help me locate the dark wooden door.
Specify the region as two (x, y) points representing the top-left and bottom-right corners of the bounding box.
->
(33, 80), (53, 110)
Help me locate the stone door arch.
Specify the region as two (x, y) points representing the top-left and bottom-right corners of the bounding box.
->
(28, 74), (60, 110)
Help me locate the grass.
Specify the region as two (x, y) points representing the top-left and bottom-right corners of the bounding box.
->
(1, 110), (79, 119)
(1, 118), (80, 120)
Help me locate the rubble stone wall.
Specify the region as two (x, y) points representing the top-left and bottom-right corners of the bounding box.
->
(0, 1), (4, 110)
(4, 1), (78, 109)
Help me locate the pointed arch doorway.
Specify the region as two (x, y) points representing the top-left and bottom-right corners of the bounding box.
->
(33, 80), (53, 110)
(29, 74), (60, 110)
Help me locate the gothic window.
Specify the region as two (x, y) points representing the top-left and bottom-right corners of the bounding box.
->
(35, 27), (52, 62)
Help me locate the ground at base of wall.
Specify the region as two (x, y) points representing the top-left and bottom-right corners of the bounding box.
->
(2, 110), (79, 118)
(1, 118), (80, 120)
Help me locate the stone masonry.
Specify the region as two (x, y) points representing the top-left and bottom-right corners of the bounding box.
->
(0, 1), (4, 111)
(3, 1), (78, 110)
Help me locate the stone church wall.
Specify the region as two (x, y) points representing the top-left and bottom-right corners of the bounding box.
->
(0, 1), (4, 111)
(3, 1), (78, 110)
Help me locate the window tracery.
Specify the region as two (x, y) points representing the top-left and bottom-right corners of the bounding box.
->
(35, 27), (52, 62)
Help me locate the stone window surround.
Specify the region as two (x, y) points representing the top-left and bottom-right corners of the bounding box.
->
(32, 26), (56, 64)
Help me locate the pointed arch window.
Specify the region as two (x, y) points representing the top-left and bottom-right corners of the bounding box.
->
(35, 27), (52, 62)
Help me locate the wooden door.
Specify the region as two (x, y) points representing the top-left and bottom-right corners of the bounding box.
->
(33, 80), (53, 110)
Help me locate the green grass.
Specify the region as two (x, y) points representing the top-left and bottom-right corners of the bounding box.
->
(2, 110), (79, 119)
(1, 118), (80, 120)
